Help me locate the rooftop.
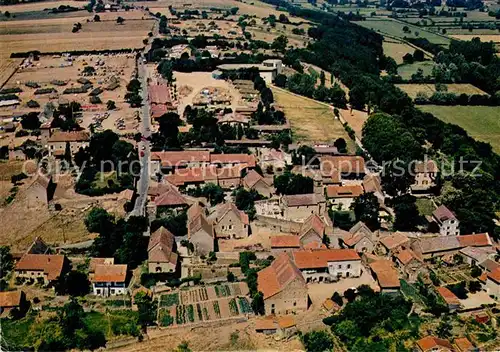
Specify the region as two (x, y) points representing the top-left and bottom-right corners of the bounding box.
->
(257, 253), (305, 299)
(148, 227), (178, 265)
(0, 291), (23, 308)
(432, 205), (457, 222)
(292, 249), (360, 269)
(92, 264), (127, 283)
(379, 232), (409, 250)
(270, 235), (301, 248)
(436, 287), (460, 305)
(283, 193), (325, 207)
(15, 254), (65, 281)
(325, 184), (364, 198)
(369, 260), (400, 289)
(416, 336), (453, 352)
(48, 130), (89, 143)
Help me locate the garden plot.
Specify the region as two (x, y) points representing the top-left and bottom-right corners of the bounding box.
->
(158, 282), (251, 327)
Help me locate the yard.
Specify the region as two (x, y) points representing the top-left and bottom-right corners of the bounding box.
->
(383, 39), (418, 64)
(272, 87), (356, 151)
(397, 61), (435, 80)
(418, 105), (500, 153)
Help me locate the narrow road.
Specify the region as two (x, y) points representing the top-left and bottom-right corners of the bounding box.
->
(130, 53), (152, 217)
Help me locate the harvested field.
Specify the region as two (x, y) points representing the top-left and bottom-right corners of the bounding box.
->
(0, 17), (153, 63)
(0, 58), (21, 87)
(383, 39), (416, 64)
(0, 1), (85, 13)
(418, 105), (500, 153)
(395, 83), (488, 99)
(247, 27), (308, 48)
(449, 34), (500, 43)
(338, 107), (368, 139)
(272, 87), (355, 151)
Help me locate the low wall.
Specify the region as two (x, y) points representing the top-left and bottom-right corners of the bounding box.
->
(254, 215), (302, 233)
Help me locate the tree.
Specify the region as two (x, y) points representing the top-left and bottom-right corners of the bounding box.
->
(351, 193), (380, 230)
(0, 246), (13, 280)
(93, 14), (100, 22)
(413, 49), (425, 61)
(20, 112), (41, 130)
(85, 207), (115, 235)
(135, 291), (157, 328)
(175, 341), (192, 352)
(320, 71), (326, 86)
(301, 330), (334, 352)
(116, 16), (125, 24)
(274, 74), (287, 87)
(227, 272), (235, 282)
(158, 60), (174, 83)
(251, 291), (265, 315)
(274, 172), (314, 195)
(436, 315), (452, 338)
(158, 112), (181, 148)
(343, 288), (357, 302)
(58, 270), (90, 296)
(127, 79), (141, 92)
(470, 265), (482, 278)
(402, 53), (414, 64)
(468, 280), (481, 293)
(106, 100), (116, 110)
(392, 194), (420, 231)
(271, 35), (288, 52)
(331, 292), (343, 306)
(334, 138), (347, 153)
(381, 160), (416, 197)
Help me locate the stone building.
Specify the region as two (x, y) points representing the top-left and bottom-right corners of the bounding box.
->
(187, 204), (215, 255)
(209, 202), (249, 239)
(148, 227), (178, 274)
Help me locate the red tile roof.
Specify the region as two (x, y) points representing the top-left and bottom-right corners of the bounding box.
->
(210, 153), (256, 167)
(436, 287), (460, 305)
(255, 316), (277, 331)
(303, 242), (327, 250)
(458, 233), (491, 247)
(454, 337), (474, 352)
(148, 227), (178, 265)
(416, 336), (453, 352)
(92, 264), (127, 283)
(151, 151), (210, 167)
(187, 204), (214, 238)
(325, 184), (364, 198)
(257, 253), (305, 299)
(15, 254), (65, 281)
(369, 260), (400, 289)
(0, 291), (23, 308)
(243, 169), (270, 188)
(151, 104), (168, 119)
(292, 249), (360, 269)
(283, 193), (325, 207)
(211, 202), (249, 225)
(164, 166), (218, 186)
(277, 315), (296, 329)
(89, 258), (114, 273)
(380, 232), (409, 250)
(433, 205), (457, 222)
(152, 184), (188, 207)
(149, 84), (173, 105)
(415, 160), (438, 173)
(48, 130), (89, 143)
(300, 214), (325, 239)
(320, 155), (366, 174)
(487, 267), (500, 283)
(395, 249), (421, 265)
(271, 235), (300, 248)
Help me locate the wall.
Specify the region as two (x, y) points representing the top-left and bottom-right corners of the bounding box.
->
(254, 215), (302, 233)
(148, 261), (176, 274)
(264, 278), (308, 315)
(214, 210), (248, 239)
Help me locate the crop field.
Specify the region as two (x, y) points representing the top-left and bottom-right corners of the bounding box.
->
(418, 105), (500, 153)
(449, 34), (500, 43)
(0, 15), (153, 68)
(395, 83), (487, 99)
(397, 61), (435, 80)
(0, 0), (85, 13)
(357, 18), (451, 46)
(272, 87), (356, 150)
(383, 39), (417, 64)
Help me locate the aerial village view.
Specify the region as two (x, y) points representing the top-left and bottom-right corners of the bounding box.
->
(0, 0), (499, 350)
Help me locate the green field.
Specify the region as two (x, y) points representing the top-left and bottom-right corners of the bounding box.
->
(357, 18), (451, 46)
(419, 105), (500, 153)
(397, 61), (435, 80)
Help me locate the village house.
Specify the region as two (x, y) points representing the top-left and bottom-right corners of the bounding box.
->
(210, 153), (256, 168)
(47, 130), (90, 157)
(148, 182), (189, 211)
(298, 214), (326, 248)
(291, 248), (362, 283)
(341, 222), (376, 253)
(148, 227), (178, 274)
(411, 233), (492, 260)
(255, 316), (297, 338)
(25, 174), (55, 207)
(15, 254), (68, 285)
(377, 232), (410, 255)
(0, 290), (28, 317)
(281, 193), (326, 221)
(459, 246), (496, 266)
(209, 202), (249, 239)
(257, 253), (308, 315)
(187, 204), (215, 255)
(91, 264), (128, 297)
(411, 160), (438, 193)
(320, 155), (366, 180)
(369, 260), (400, 294)
(325, 184), (364, 210)
(415, 336), (454, 352)
(393, 249), (425, 283)
(148, 84), (176, 114)
(151, 150), (210, 175)
(362, 174), (385, 205)
(217, 165), (244, 189)
(432, 205), (460, 236)
(479, 258), (500, 273)
(453, 337), (475, 352)
(89, 257), (114, 281)
(485, 267), (500, 299)
(165, 166), (218, 189)
(242, 169), (274, 198)
(270, 235), (301, 253)
(436, 287), (462, 312)
(256, 148), (291, 175)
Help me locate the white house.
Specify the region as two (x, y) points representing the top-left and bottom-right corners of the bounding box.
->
(291, 249), (362, 283)
(91, 264), (127, 297)
(432, 205), (460, 236)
